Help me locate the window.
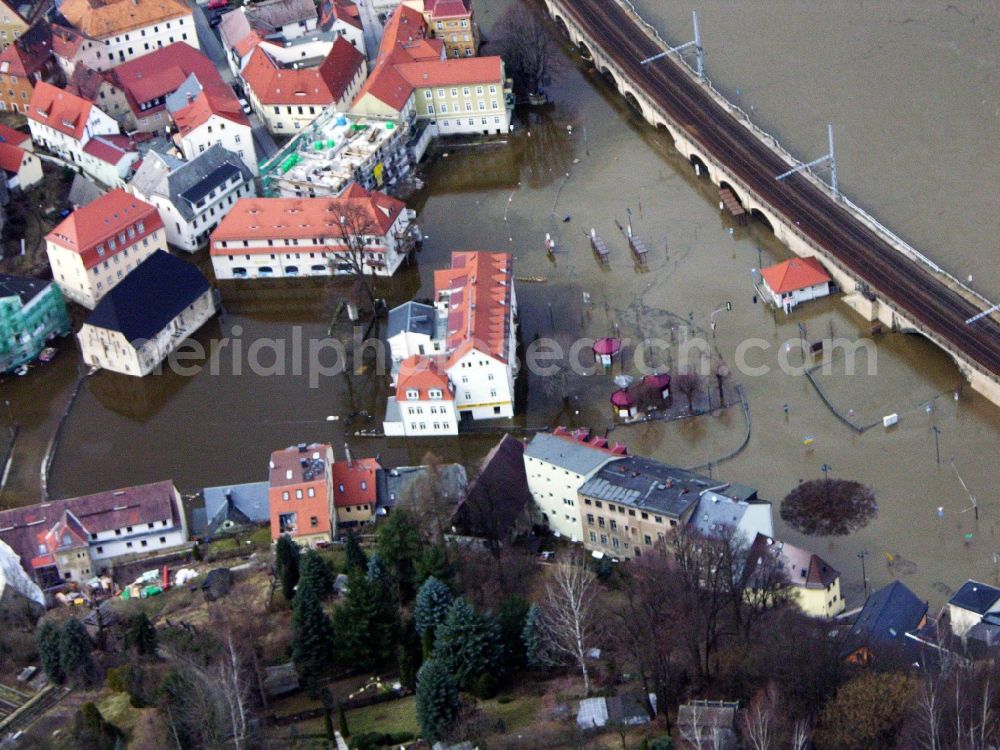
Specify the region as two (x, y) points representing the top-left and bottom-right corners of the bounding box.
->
(141, 540), (147, 547)
(489, 85), (497, 94)
(644, 535), (652, 545)
(282, 491), (289, 500)
(598, 517), (605, 527)
(600, 534), (608, 545)
(427, 104), (434, 114)
(126, 541), (133, 548)
(308, 487), (315, 497)
(586, 513), (594, 525)
(310, 516), (319, 526)
(654, 516), (663, 524)
(295, 489), (303, 499)
(610, 520), (618, 531)
(96, 546), (103, 553)
(424, 90), (432, 99)
(405, 388), (418, 399)
(159, 537), (166, 543)
(589, 531), (597, 543)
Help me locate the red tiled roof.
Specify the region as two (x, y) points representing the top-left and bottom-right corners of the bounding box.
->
(112, 42), (222, 117)
(395, 56), (501, 88)
(331, 457), (380, 508)
(322, 0), (362, 31)
(0, 142), (26, 173)
(0, 124), (29, 148)
(396, 355), (453, 401)
(82, 135), (134, 165)
(60, 0), (191, 40)
(210, 187), (405, 253)
(26, 81), (94, 141)
(434, 251), (514, 364)
(45, 188), (163, 269)
(67, 64), (114, 103)
(424, 0), (471, 20)
(171, 86), (249, 135)
(0, 480), (181, 571)
(242, 36), (364, 106)
(760, 256), (831, 295)
(51, 24), (86, 60)
(550, 425), (627, 456)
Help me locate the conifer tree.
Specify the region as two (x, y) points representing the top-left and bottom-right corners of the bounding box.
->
(344, 530), (368, 574)
(291, 584), (335, 686)
(275, 534), (301, 601)
(366, 551), (390, 586)
(521, 603), (552, 669)
(59, 618), (96, 688)
(414, 576), (453, 637)
(299, 549), (335, 599)
(433, 598), (502, 691)
(416, 658), (459, 742)
(125, 612), (157, 657)
(376, 510), (422, 602)
(497, 594), (530, 673)
(37, 620), (65, 685)
(332, 571), (398, 672)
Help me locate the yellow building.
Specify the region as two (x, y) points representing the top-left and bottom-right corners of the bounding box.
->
(0, 0), (27, 50)
(747, 534), (846, 618)
(404, 0), (478, 58)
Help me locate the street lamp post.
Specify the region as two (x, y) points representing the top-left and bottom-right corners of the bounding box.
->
(857, 550), (869, 599)
(932, 426), (941, 465)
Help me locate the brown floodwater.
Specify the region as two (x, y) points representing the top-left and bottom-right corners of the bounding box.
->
(2, 0), (999, 612)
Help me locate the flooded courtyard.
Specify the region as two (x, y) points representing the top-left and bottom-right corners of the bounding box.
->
(2, 0), (999, 611)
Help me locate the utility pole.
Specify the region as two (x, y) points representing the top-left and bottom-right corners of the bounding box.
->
(821, 463), (832, 505)
(639, 11), (704, 79)
(857, 550), (869, 599)
(776, 123), (839, 199)
(932, 425), (941, 465)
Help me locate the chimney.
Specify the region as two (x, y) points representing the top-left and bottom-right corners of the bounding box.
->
(344, 443), (354, 468)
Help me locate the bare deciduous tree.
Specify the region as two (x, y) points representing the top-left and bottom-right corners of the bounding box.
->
(674, 369), (704, 413)
(491, 4), (559, 98)
(679, 703), (730, 750)
(329, 200), (385, 316)
(790, 720), (811, 750)
(217, 629), (250, 750)
(741, 687), (778, 750)
(541, 557), (600, 696)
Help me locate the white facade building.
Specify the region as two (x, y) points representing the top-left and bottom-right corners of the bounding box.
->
(383, 251), (517, 435)
(209, 184), (417, 279)
(166, 75), (257, 176)
(523, 428), (627, 543)
(78, 250), (216, 376)
(128, 146), (256, 253)
(56, 0), (197, 71)
(383, 355), (458, 437)
(26, 82), (120, 177)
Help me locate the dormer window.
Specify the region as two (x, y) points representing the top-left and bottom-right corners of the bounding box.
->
(428, 389), (442, 399)
(405, 389), (419, 399)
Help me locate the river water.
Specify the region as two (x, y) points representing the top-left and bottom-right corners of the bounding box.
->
(2, 0), (999, 611)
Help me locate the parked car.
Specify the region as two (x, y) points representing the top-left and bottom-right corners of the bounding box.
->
(39, 347), (57, 363)
(238, 97), (252, 115)
(209, 14), (223, 27)
(207, 0), (228, 9)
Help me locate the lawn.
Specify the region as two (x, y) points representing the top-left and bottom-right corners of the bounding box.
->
(344, 695), (419, 737)
(480, 693), (541, 730)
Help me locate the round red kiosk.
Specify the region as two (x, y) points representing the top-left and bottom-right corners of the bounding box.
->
(611, 388), (637, 419)
(642, 371), (671, 401)
(593, 337), (622, 369)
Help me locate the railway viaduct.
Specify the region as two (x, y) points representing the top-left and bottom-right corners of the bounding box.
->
(544, 0), (1000, 409)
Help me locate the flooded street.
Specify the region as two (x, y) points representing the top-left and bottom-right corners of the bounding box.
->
(2, 0), (999, 611)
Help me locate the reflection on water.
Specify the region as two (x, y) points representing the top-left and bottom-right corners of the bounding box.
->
(2, 0), (998, 612)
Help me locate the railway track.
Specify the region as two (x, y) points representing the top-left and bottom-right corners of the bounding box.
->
(563, 0), (1000, 377)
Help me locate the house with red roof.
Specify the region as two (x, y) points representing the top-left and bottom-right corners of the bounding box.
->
(0, 480), (188, 587)
(65, 64), (131, 123)
(383, 355), (457, 437)
(269, 443), (337, 546)
(219, 0), (364, 79)
(26, 81), (122, 182)
(351, 4), (511, 136)
(759, 256), (832, 312)
(0, 0), (28, 52)
(55, 0), (196, 72)
(0, 140), (41, 190)
(241, 35), (366, 135)
(165, 70), (257, 176)
(384, 251), (517, 435)
(79, 134), (140, 187)
(0, 22), (56, 115)
(209, 183), (417, 279)
(331, 451), (383, 527)
(45, 188), (166, 308)
(403, 0), (478, 59)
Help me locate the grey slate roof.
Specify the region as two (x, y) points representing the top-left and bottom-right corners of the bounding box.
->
(130, 145), (251, 221)
(387, 301), (436, 340)
(248, 0), (317, 30)
(689, 493), (752, 537)
(949, 580), (1000, 615)
(203, 481), (270, 536)
(85, 251), (212, 343)
(0, 274), (50, 306)
(578, 456), (724, 519)
(524, 431), (622, 476)
(68, 174), (105, 208)
(384, 463), (468, 511)
(165, 74), (203, 115)
(842, 580), (927, 658)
